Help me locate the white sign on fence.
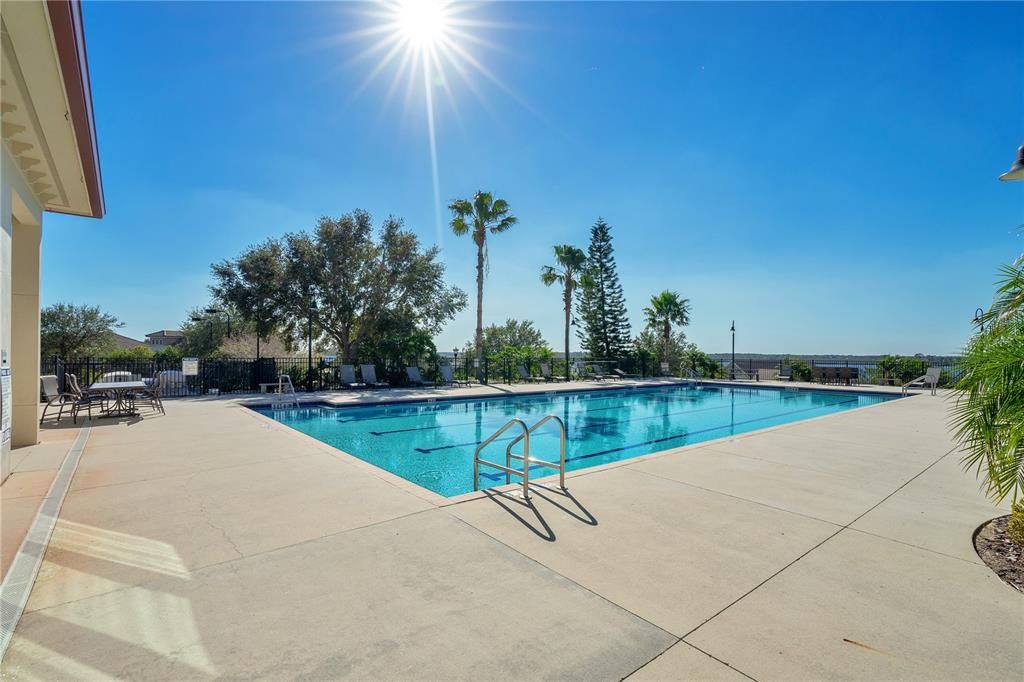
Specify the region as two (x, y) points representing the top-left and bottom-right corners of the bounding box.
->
(182, 358), (199, 376)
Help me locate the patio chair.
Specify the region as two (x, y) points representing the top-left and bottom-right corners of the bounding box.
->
(39, 374), (78, 424)
(66, 374), (107, 423)
(777, 366), (792, 382)
(405, 366), (435, 387)
(360, 364), (390, 389)
(130, 372), (165, 414)
(838, 367), (853, 385)
(902, 367), (942, 396)
(439, 364), (471, 387)
(660, 361), (673, 377)
(517, 365), (545, 382)
(612, 368), (640, 379)
(339, 364), (366, 389)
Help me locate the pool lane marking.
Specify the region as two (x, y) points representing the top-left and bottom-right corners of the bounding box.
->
(476, 397), (860, 481)
(382, 391), (801, 440)
(326, 384), (707, 424)
(409, 394), (808, 452)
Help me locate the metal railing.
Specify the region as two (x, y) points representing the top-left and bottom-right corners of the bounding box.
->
(473, 415), (567, 498)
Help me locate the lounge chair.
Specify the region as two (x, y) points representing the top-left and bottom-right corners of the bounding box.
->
(517, 365), (545, 382)
(903, 367), (942, 396)
(440, 364), (472, 387)
(339, 364), (366, 389)
(573, 362), (599, 381)
(660, 362), (675, 378)
(612, 368), (640, 379)
(39, 375), (79, 424)
(777, 366), (792, 382)
(406, 366), (436, 387)
(538, 363), (564, 382)
(360, 364), (390, 388)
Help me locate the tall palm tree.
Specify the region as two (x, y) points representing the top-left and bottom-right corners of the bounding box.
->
(643, 290), (691, 361)
(449, 191), (517, 379)
(542, 245), (589, 381)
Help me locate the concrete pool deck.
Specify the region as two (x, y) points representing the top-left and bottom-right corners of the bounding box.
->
(1, 382), (1021, 679)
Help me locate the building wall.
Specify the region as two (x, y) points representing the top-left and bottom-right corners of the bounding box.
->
(1, 145), (44, 482)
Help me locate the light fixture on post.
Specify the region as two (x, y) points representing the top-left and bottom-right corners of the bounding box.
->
(999, 144), (1024, 182)
(972, 307), (985, 332)
(205, 307), (231, 337)
(190, 313), (213, 346)
(307, 300), (318, 392)
(730, 320), (736, 380)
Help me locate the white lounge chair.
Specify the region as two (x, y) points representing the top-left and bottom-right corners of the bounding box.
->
(406, 366), (435, 387)
(360, 364), (390, 388)
(339, 364), (366, 389)
(903, 367), (942, 396)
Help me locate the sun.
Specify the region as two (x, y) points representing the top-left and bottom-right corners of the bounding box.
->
(342, 1), (514, 241)
(396, 0), (450, 48)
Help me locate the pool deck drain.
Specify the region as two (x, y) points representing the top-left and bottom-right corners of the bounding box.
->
(0, 383), (1020, 679)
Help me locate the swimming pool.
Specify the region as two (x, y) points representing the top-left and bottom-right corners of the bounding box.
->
(253, 384), (898, 497)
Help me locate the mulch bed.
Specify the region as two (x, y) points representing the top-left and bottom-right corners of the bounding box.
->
(974, 515), (1024, 593)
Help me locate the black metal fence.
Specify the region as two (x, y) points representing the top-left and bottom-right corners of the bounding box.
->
(40, 353), (965, 397)
(709, 357), (964, 387)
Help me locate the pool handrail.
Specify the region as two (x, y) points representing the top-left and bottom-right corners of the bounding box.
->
(474, 418), (530, 498)
(504, 415), (567, 491)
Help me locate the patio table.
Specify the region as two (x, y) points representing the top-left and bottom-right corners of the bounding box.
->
(89, 380), (147, 418)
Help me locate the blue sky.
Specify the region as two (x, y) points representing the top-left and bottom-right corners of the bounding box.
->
(43, 1), (1023, 355)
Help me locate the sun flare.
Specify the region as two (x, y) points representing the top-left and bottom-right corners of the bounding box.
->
(343, 1), (514, 240)
(396, 0), (450, 48)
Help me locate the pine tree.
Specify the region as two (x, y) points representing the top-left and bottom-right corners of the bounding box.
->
(576, 218), (632, 358)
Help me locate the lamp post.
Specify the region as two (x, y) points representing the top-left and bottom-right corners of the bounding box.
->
(973, 307), (985, 333)
(190, 313), (213, 347)
(730, 320), (736, 380)
(307, 300), (318, 392)
(452, 347), (459, 378)
(204, 307), (231, 337)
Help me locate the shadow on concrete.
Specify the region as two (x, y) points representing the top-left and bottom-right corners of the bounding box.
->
(481, 484), (597, 542)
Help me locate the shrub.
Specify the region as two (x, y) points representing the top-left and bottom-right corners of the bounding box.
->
(107, 346), (155, 361)
(784, 357), (813, 382)
(1008, 501), (1024, 547)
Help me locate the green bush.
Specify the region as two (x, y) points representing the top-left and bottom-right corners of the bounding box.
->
(1008, 501), (1024, 547)
(784, 357), (813, 382)
(107, 346), (154, 361)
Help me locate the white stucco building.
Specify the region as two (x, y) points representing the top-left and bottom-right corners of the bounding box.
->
(1, 0), (104, 481)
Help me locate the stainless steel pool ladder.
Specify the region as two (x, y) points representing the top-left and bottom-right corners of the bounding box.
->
(271, 374), (299, 409)
(473, 415), (567, 499)
(682, 368), (703, 386)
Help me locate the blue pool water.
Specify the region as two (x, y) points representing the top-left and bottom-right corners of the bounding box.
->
(253, 384), (897, 497)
